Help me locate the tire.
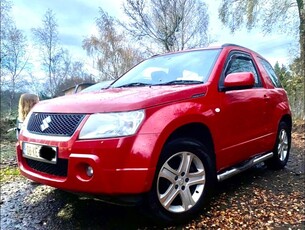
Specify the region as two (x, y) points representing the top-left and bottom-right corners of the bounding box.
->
(146, 138), (215, 223)
(266, 121), (291, 170)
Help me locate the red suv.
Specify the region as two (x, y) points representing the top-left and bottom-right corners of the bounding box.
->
(16, 44), (291, 222)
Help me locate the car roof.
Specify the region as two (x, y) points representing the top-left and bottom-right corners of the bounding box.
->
(150, 43), (264, 61)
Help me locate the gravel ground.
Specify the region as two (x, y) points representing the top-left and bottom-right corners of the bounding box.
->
(1, 130), (304, 229)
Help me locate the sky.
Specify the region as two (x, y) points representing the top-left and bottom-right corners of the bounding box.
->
(11, 0), (298, 74)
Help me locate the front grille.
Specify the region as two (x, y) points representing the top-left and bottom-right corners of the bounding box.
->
(25, 158), (68, 177)
(27, 113), (85, 136)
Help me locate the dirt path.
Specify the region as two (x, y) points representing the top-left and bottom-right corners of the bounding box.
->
(1, 131), (304, 229)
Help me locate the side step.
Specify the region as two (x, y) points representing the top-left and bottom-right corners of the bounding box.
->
(217, 152), (273, 182)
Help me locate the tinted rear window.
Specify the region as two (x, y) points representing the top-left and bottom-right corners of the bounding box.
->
(259, 58), (282, 88)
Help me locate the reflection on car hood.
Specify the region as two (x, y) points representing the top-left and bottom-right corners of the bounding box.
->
(33, 85), (208, 113)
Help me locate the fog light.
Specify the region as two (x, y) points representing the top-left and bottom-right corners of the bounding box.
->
(86, 165), (94, 177)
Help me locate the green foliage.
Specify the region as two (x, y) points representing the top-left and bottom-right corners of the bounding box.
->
(219, 0), (299, 34)
(0, 115), (17, 142)
(0, 167), (20, 182)
(0, 90), (22, 118)
(274, 60), (305, 119)
(285, 75), (304, 119)
(219, 0), (304, 86)
(274, 61), (291, 89)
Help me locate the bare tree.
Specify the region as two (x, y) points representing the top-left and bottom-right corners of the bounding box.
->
(2, 27), (28, 114)
(218, 0), (304, 77)
(24, 72), (45, 95)
(69, 61), (92, 80)
(54, 60), (96, 96)
(0, 0), (13, 58)
(122, 0), (210, 52)
(83, 8), (143, 80)
(25, 55), (75, 98)
(1, 0), (28, 115)
(32, 9), (66, 97)
(50, 49), (73, 96)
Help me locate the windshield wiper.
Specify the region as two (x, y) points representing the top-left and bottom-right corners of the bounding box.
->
(154, 80), (203, 86)
(116, 82), (152, 88)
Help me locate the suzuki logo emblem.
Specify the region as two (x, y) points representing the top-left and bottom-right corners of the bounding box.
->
(40, 116), (51, 131)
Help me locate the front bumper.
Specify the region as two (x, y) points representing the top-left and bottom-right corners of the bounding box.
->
(16, 134), (158, 195)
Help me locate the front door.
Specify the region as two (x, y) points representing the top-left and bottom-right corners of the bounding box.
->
(217, 52), (268, 168)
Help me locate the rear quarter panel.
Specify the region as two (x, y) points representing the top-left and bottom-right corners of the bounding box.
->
(254, 54), (292, 133)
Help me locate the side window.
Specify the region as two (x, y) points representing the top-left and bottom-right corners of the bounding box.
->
(259, 58), (282, 88)
(225, 55), (261, 86)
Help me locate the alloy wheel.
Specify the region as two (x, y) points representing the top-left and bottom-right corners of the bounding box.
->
(157, 151), (206, 213)
(278, 129), (289, 161)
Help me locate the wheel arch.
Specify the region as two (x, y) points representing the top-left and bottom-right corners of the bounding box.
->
(145, 124), (217, 222)
(280, 114), (292, 132)
(164, 123), (216, 170)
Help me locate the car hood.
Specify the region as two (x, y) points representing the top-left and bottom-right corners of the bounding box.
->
(33, 85), (208, 113)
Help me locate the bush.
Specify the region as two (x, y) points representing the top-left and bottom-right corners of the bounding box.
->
(0, 117), (18, 141)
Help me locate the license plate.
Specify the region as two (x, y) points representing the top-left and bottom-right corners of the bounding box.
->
(22, 142), (57, 164)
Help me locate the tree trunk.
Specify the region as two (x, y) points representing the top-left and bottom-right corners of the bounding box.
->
(297, 0), (305, 118)
(298, 0), (304, 76)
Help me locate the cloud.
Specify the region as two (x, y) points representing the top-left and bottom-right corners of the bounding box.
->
(11, 0), (297, 69)
(209, 27), (296, 65)
(60, 33), (82, 48)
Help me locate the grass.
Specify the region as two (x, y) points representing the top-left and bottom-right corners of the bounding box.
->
(0, 167), (20, 182)
(1, 137), (19, 183)
(1, 139), (16, 163)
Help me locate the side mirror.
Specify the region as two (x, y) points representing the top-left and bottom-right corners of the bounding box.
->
(223, 72), (255, 91)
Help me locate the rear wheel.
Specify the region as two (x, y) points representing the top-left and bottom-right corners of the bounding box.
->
(266, 121), (291, 170)
(146, 138), (215, 223)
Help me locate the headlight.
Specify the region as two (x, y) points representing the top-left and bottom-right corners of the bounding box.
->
(79, 110), (145, 139)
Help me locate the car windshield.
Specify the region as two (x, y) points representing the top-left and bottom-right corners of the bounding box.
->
(111, 49), (220, 88)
